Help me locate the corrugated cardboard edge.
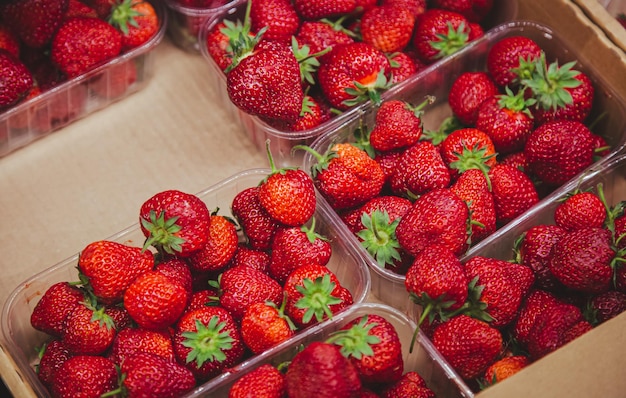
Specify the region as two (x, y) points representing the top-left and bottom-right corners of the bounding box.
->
(0, 341), (36, 398)
(572, 0), (626, 54)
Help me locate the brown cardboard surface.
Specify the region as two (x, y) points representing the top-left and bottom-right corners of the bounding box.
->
(574, 0), (626, 54)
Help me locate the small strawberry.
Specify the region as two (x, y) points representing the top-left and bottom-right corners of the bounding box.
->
(0, 23), (20, 57)
(295, 19), (355, 62)
(155, 257), (193, 307)
(50, 355), (118, 398)
(139, 189), (211, 258)
(390, 140), (451, 197)
(189, 211), (239, 274)
(30, 281), (85, 337)
(440, 127), (497, 180)
(293, 0), (358, 20)
(231, 244), (271, 273)
(173, 306), (245, 381)
(412, 9), (473, 64)
(514, 224), (567, 292)
(360, 5), (416, 53)
(250, 0), (300, 42)
(240, 295), (296, 354)
(511, 289), (563, 346)
(341, 195), (412, 235)
(36, 340), (73, 389)
(369, 98), (432, 153)
(109, 0), (160, 52)
(231, 186), (281, 251)
(447, 71), (500, 126)
(432, 0), (494, 23)
(77, 240), (154, 305)
(64, 0), (98, 18)
(450, 168), (497, 244)
(554, 188), (606, 232)
(109, 327), (175, 365)
(431, 314), (502, 380)
(380, 371), (435, 398)
(487, 163), (539, 225)
(61, 300), (116, 356)
(0, 49), (34, 110)
(482, 355), (529, 386)
(229, 363), (286, 398)
(285, 341), (362, 398)
(525, 301), (585, 360)
(1, 0), (69, 48)
(486, 35), (542, 87)
(389, 51), (420, 84)
(587, 290), (626, 325)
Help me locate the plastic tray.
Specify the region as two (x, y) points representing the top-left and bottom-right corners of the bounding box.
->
(0, 0), (168, 158)
(198, 0), (518, 168)
(302, 21), (626, 314)
(199, 302), (474, 398)
(0, 168), (371, 398)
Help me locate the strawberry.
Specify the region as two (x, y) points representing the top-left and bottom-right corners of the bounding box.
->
(487, 163), (539, 225)
(389, 51), (420, 84)
(30, 281), (85, 337)
(82, 0), (115, 18)
(432, 0), (494, 22)
(328, 314), (404, 386)
(64, 0), (98, 18)
(381, 0), (426, 17)
(36, 340), (73, 389)
(511, 289), (563, 346)
(231, 186), (281, 250)
(77, 240), (154, 305)
(240, 296), (296, 354)
(380, 371), (435, 398)
(360, 5), (415, 53)
(525, 301), (585, 360)
(450, 168), (496, 243)
(482, 355), (529, 386)
(390, 140), (451, 197)
(317, 42), (392, 110)
(154, 257), (193, 306)
(173, 306), (245, 381)
(448, 71), (499, 126)
(215, 264), (283, 320)
(515, 224), (567, 292)
(440, 127), (497, 180)
(284, 263), (353, 328)
(431, 314), (502, 380)
(0, 23), (20, 57)
(189, 211), (239, 274)
(50, 355), (118, 398)
(109, 0), (159, 52)
(295, 20), (355, 62)
(412, 9), (473, 64)
(139, 189), (211, 258)
(1, 0), (69, 48)
(405, 243), (469, 333)
(524, 120), (595, 186)
(0, 49), (34, 110)
(548, 227), (615, 294)
(123, 270), (189, 330)
(587, 290), (626, 325)
(111, 351), (196, 398)
(229, 363), (286, 398)
(186, 288), (219, 312)
(285, 341), (362, 398)
(268, 221), (332, 284)
(61, 300), (116, 355)
(369, 98), (431, 153)
(250, 0), (300, 42)
(341, 195), (412, 235)
(280, 94), (333, 132)
(51, 16), (122, 78)
(303, 142), (385, 210)
(395, 188), (470, 257)
(486, 35), (542, 87)
(554, 189), (606, 232)
(109, 327), (174, 365)
(293, 0), (357, 20)
(231, 243), (271, 273)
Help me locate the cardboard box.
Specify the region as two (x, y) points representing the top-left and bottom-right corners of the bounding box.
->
(573, 0), (626, 54)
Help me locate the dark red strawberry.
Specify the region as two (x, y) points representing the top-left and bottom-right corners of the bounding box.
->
(448, 71), (499, 126)
(450, 168), (497, 244)
(293, 0), (358, 20)
(232, 186), (281, 251)
(109, 327), (175, 365)
(380, 371), (435, 398)
(231, 244), (271, 273)
(369, 98), (432, 153)
(412, 9), (473, 64)
(0, 49), (34, 110)
(587, 290), (626, 325)
(37, 339), (73, 389)
(250, 0), (300, 42)
(526, 301), (585, 360)
(432, 0), (494, 22)
(515, 224), (567, 292)
(390, 140), (452, 197)
(30, 281), (85, 337)
(50, 355), (118, 398)
(1, 0), (69, 48)
(511, 289), (563, 346)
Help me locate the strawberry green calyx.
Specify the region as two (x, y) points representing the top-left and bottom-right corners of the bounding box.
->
(223, 0), (267, 73)
(448, 143), (496, 187)
(521, 53), (582, 112)
(302, 218), (328, 244)
(343, 68), (392, 108)
(141, 209), (186, 255)
(421, 116), (464, 145)
(498, 86), (535, 117)
(325, 315), (381, 359)
(181, 317), (235, 367)
(295, 274), (343, 324)
(108, 0), (143, 36)
(430, 21), (469, 59)
(292, 144), (338, 178)
(357, 210), (402, 268)
(511, 53), (541, 83)
(292, 37), (330, 86)
(270, 293), (298, 332)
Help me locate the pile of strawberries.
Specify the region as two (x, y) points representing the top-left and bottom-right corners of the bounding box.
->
(0, 0), (160, 115)
(205, 0), (498, 132)
(28, 152), (358, 397)
(228, 312), (436, 397)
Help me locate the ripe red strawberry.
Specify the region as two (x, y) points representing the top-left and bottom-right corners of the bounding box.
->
(284, 263), (353, 328)
(77, 240), (154, 305)
(390, 140), (451, 197)
(295, 20), (355, 62)
(229, 363), (286, 398)
(269, 221), (332, 283)
(317, 42), (392, 110)
(432, 314), (502, 380)
(123, 270), (189, 330)
(109, 0), (159, 52)
(189, 212), (239, 274)
(395, 188), (470, 257)
(412, 9), (473, 64)
(36, 340), (73, 389)
(486, 35), (543, 87)
(381, 0), (426, 17)
(487, 163), (539, 225)
(232, 186), (281, 250)
(475, 89), (536, 155)
(432, 0), (494, 22)
(0, 49), (34, 110)
(369, 98), (431, 153)
(285, 341), (362, 398)
(511, 289), (563, 346)
(554, 189), (606, 232)
(30, 282), (85, 337)
(50, 355), (118, 398)
(360, 5), (415, 53)
(515, 224), (567, 292)
(389, 51), (420, 84)
(64, 0), (98, 18)
(450, 168), (496, 243)
(440, 127), (497, 180)
(587, 290), (626, 325)
(1, 0), (69, 48)
(330, 314), (404, 386)
(341, 195), (412, 235)
(173, 306), (245, 381)
(139, 189), (211, 257)
(482, 355), (529, 386)
(61, 301), (116, 355)
(0, 23), (20, 57)
(240, 297), (296, 354)
(525, 301), (585, 360)
(109, 327), (174, 365)
(548, 227), (615, 294)
(155, 257), (193, 306)
(405, 243), (469, 331)
(279, 94), (333, 132)
(231, 243), (271, 273)
(304, 142), (385, 210)
(51, 16), (122, 78)
(448, 71), (499, 126)
(216, 265), (283, 320)
(293, 0), (357, 20)
(380, 371), (435, 398)
(250, 0), (300, 42)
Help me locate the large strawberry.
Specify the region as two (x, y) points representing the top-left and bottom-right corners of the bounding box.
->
(488, 163), (539, 225)
(412, 8), (474, 64)
(514, 224), (567, 292)
(511, 289), (563, 346)
(0, 49), (33, 110)
(139, 189), (211, 258)
(109, 327), (175, 365)
(250, 0), (300, 42)
(486, 35), (542, 87)
(390, 140), (451, 197)
(360, 5), (415, 53)
(30, 282), (85, 338)
(229, 363), (286, 398)
(50, 355), (118, 398)
(1, 0), (69, 48)
(554, 189), (607, 232)
(369, 98), (431, 153)
(61, 300), (117, 356)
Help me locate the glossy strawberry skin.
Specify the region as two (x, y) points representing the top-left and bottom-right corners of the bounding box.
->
(295, 20), (355, 62)
(240, 301), (295, 354)
(518, 224), (568, 292)
(37, 340), (73, 389)
(50, 355), (118, 398)
(30, 282), (85, 338)
(109, 327), (175, 365)
(486, 35), (543, 87)
(381, 371), (435, 398)
(475, 95), (535, 155)
(488, 163), (539, 225)
(293, 0), (357, 20)
(259, 168), (317, 227)
(189, 213), (239, 273)
(412, 9), (472, 64)
(61, 303), (116, 355)
(532, 71), (595, 125)
(450, 168), (496, 243)
(360, 5), (416, 53)
(120, 351), (196, 397)
(1, 0), (69, 48)
(232, 186), (281, 251)
(554, 191), (606, 232)
(448, 72), (499, 126)
(370, 100), (425, 153)
(341, 195), (412, 235)
(0, 49), (34, 109)
(229, 363), (286, 398)
(250, 0), (300, 42)
(526, 302), (585, 360)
